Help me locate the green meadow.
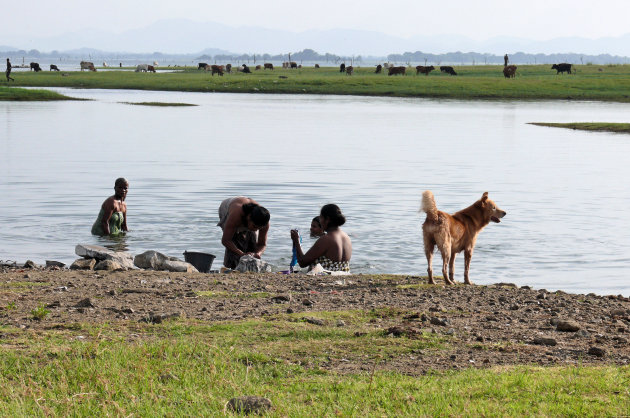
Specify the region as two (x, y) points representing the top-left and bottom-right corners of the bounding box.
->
(530, 122), (630, 133)
(0, 317), (628, 416)
(0, 86), (78, 101)
(3, 64), (630, 102)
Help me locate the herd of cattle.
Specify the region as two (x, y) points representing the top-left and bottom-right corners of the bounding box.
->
(23, 61), (575, 79)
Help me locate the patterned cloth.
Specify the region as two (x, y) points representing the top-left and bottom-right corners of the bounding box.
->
(313, 256), (350, 272)
(91, 209), (124, 236)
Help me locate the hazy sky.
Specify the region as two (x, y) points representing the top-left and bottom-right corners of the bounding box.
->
(3, 0), (629, 44)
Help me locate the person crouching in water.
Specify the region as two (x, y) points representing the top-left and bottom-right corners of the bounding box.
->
(291, 204), (351, 272)
(91, 178), (129, 236)
(217, 197), (270, 269)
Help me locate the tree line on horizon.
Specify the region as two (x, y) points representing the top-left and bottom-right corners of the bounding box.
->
(2, 48), (630, 65)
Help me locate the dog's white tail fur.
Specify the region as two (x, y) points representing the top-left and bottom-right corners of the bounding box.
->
(421, 190), (439, 221)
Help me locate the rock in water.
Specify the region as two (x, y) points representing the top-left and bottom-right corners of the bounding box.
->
(235, 255), (272, 273)
(225, 396), (272, 414)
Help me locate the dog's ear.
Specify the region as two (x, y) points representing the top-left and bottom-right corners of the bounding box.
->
(481, 192), (489, 205)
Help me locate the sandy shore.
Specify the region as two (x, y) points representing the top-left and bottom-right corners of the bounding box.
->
(0, 266), (628, 374)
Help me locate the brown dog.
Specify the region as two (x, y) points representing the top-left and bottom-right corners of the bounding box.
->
(421, 191), (506, 285)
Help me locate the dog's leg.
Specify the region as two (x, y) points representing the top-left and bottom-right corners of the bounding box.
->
(448, 253), (456, 284)
(464, 249), (474, 285)
(424, 242), (435, 285)
(440, 247), (452, 285)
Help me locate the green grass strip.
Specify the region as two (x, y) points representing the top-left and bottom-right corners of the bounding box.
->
(530, 122), (630, 133)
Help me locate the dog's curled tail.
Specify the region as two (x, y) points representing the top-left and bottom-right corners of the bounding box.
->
(421, 190), (439, 221)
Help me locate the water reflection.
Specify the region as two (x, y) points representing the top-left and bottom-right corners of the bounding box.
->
(97, 234), (130, 253)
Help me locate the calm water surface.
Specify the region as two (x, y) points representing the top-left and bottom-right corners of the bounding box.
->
(1, 89), (629, 296)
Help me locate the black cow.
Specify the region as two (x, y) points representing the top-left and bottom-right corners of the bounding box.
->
(375, 64), (382, 74)
(440, 66), (457, 76)
(290, 62), (298, 69)
(198, 62), (208, 70)
(242, 64), (251, 74)
(339, 63), (346, 73)
(50, 64), (60, 71)
(30, 62), (42, 72)
(551, 63), (572, 74)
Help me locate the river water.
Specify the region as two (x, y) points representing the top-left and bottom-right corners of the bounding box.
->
(1, 89), (629, 296)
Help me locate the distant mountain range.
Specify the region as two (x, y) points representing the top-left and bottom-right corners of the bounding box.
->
(4, 19), (630, 60)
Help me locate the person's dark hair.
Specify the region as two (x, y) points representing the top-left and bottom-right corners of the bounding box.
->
(320, 204), (346, 227)
(115, 177), (129, 187)
(243, 203), (270, 227)
(312, 216), (322, 227)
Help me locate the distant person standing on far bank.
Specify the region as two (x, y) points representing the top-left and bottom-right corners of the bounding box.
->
(504, 54), (509, 67)
(6, 58), (14, 82)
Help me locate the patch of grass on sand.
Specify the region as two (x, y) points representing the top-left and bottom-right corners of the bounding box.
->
(529, 122), (630, 133)
(122, 101), (197, 106)
(0, 319), (627, 415)
(0, 86), (79, 101)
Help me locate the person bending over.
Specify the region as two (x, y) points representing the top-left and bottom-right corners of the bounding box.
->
(291, 204), (351, 272)
(91, 178), (129, 236)
(217, 196), (270, 269)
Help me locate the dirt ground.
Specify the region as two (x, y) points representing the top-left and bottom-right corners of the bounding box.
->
(0, 266), (628, 374)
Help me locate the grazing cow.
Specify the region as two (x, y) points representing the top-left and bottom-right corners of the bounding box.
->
(30, 62), (42, 72)
(242, 64), (251, 73)
(50, 64), (60, 71)
(135, 64), (149, 72)
(80, 61), (96, 71)
(207, 64), (224, 76)
(416, 65), (435, 76)
(198, 63), (208, 70)
(290, 62), (298, 69)
(147, 65), (156, 73)
(282, 62), (289, 69)
(346, 65), (354, 75)
(503, 65), (517, 78)
(226, 64), (232, 73)
(440, 66), (457, 76)
(339, 63), (346, 73)
(255, 65), (262, 70)
(314, 64), (320, 68)
(388, 66), (406, 76)
(551, 63), (572, 74)
(264, 63), (273, 70)
(375, 64), (382, 74)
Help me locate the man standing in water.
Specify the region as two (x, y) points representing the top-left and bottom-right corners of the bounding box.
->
(217, 197), (270, 269)
(91, 178), (129, 236)
(6, 58), (14, 82)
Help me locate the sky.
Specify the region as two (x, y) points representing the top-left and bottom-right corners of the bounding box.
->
(3, 0), (630, 45)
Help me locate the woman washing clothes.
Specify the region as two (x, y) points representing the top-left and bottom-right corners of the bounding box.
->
(290, 204), (352, 272)
(91, 178), (129, 236)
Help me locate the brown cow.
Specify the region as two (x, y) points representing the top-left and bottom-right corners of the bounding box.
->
(226, 64), (232, 73)
(264, 63), (273, 70)
(255, 65), (262, 70)
(416, 65), (435, 76)
(388, 66), (406, 76)
(147, 65), (156, 73)
(503, 65), (517, 78)
(346, 65), (354, 75)
(207, 64), (224, 76)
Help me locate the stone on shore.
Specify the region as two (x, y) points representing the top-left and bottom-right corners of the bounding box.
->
(70, 258), (97, 270)
(133, 251), (198, 273)
(75, 244), (134, 270)
(556, 320), (580, 332)
(95, 259), (123, 271)
(235, 255), (272, 273)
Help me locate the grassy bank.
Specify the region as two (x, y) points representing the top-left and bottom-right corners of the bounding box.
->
(0, 319), (627, 416)
(6, 64), (630, 102)
(530, 122), (630, 133)
(0, 86), (79, 101)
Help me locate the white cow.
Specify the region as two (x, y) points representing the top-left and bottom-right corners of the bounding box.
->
(135, 64), (149, 72)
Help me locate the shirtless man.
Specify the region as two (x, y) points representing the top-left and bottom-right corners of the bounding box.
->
(91, 178), (129, 236)
(217, 197), (270, 269)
